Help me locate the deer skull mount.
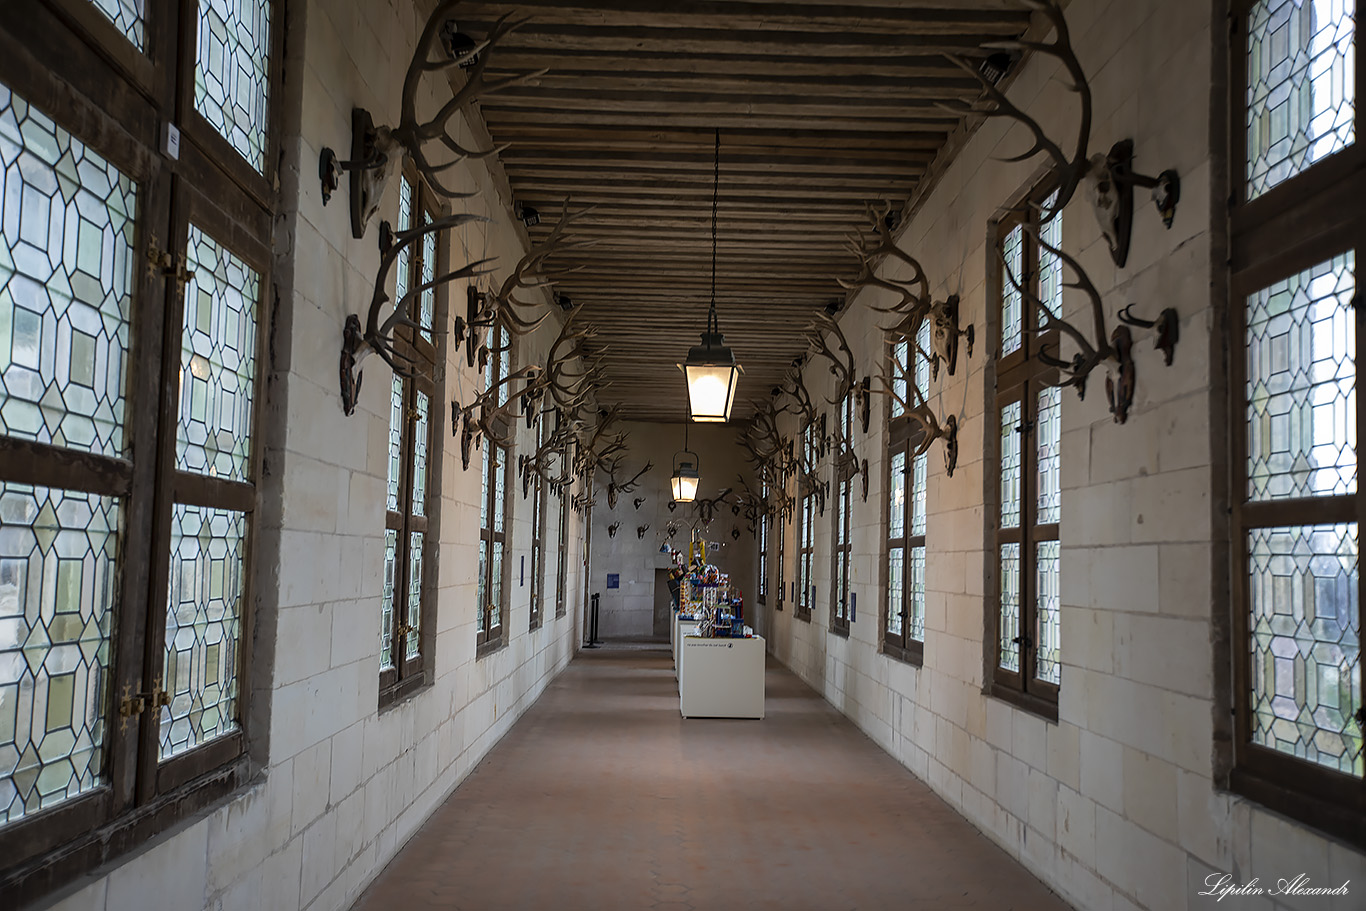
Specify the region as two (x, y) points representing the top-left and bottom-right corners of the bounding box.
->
(607, 522), (620, 539)
(941, 1), (1177, 268)
(636, 524), (649, 539)
(633, 497), (646, 511)
(927, 295), (975, 380)
(319, 3), (545, 238)
(340, 213), (492, 416)
(1086, 140), (1180, 268)
(855, 377), (872, 434)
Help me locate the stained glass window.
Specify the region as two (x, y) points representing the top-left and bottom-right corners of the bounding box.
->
(0, 482), (116, 824)
(889, 452), (906, 540)
(177, 225), (258, 481)
(1001, 224), (1024, 356)
(0, 85), (136, 460)
(1037, 386), (1062, 524)
(379, 529), (396, 669)
(1246, 252), (1357, 500)
(892, 340), (907, 418)
(421, 214), (435, 344)
(886, 378), (928, 654)
(411, 392), (428, 517)
(908, 546), (925, 641)
(405, 531), (422, 660)
(386, 376), (403, 512)
(887, 547), (904, 637)
(478, 329), (510, 647)
(1035, 540), (1061, 684)
(1038, 192), (1062, 321)
(1001, 401), (1022, 528)
(159, 503), (245, 760)
(1246, 0), (1356, 199)
(394, 179), (412, 309)
(1249, 523), (1362, 775)
(911, 451), (928, 537)
(88, 0), (146, 51)
(194, 0), (272, 173)
(999, 543), (1021, 673)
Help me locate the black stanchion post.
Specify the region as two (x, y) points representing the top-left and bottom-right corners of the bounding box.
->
(585, 592), (602, 648)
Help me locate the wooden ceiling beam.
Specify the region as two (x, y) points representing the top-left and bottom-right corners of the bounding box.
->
(481, 48), (980, 79)
(458, 1), (1031, 33)
(481, 107), (957, 131)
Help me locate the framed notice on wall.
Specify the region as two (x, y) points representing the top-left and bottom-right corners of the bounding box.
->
(607, 574), (620, 589)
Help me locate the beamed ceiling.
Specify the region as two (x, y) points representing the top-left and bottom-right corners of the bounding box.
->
(460, 0), (1034, 422)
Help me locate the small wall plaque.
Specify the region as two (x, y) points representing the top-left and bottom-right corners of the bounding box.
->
(606, 573), (620, 589)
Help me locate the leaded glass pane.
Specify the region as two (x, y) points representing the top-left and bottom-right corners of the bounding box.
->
(476, 539), (487, 631)
(915, 319), (931, 398)
(912, 450), (928, 538)
(1001, 224), (1024, 355)
(405, 531), (422, 660)
(497, 327), (511, 407)
(909, 545), (926, 642)
(194, 0), (272, 173)
(160, 503), (244, 760)
(1038, 194), (1062, 321)
(379, 528), (396, 669)
(411, 391), (428, 518)
(887, 546), (904, 636)
(888, 451), (906, 539)
(387, 376), (403, 512)
(0, 85), (136, 459)
(490, 541), (503, 629)
(0, 483), (116, 825)
(88, 0), (146, 50)
(1037, 386), (1062, 524)
(1001, 400), (1022, 528)
(1246, 0), (1356, 199)
(421, 213), (435, 344)
(1249, 523), (1362, 775)
(1035, 540), (1061, 684)
(999, 543), (1021, 672)
(394, 179), (412, 309)
(493, 447), (506, 533)
(892, 340), (907, 418)
(177, 225), (258, 481)
(1246, 251), (1356, 500)
(480, 440), (490, 529)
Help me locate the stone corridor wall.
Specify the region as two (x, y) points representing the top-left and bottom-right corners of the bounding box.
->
(41, 2), (584, 909)
(761, 1), (1366, 910)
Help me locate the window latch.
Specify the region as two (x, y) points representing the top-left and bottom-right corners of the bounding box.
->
(1011, 635), (1034, 649)
(146, 234), (195, 289)
(1015, 420), (1036, 436)
(1354, 707), (1366, 729)
(118, 678), (171, 734)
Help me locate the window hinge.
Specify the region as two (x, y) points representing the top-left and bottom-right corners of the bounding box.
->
(146, 234), (195, 289)
(118, 679), (171, 734)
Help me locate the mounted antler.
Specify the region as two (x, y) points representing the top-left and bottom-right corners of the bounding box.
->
(802, 311), (856, 405)
(453, 363), (541, 469)
(321, 3), (547, 237)
(464, 200), (598, 355)
(877, 337), (960, 476)
(839, 201), (932, 327)
(340, 214), (493, 415)
(943, 0), (1177, 265)
(605, 460), (652, 511)
(942, 0), (1090, 223)
(1003, 220), (1174, 424)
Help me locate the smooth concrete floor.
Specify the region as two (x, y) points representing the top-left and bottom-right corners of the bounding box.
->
(349, 641), (1073, 911)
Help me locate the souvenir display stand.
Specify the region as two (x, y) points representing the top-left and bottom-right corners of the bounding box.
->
(669, 533), (764, 719)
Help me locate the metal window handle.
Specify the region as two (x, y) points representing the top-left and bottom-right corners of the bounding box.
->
(1011, 635), (1034, 648)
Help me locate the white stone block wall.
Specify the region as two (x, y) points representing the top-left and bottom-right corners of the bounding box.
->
(761, 0), (1366, 909)
(588, 422), (760, 640)
(38, 2), (586, 910)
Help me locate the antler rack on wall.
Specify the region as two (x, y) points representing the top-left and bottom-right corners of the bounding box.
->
(1003, 220), (1176, 424)
(459, 200), (597, 367)
(320, 1), (547, 238)
(339, 214), (492, 415)
(877, 337), (960, 477)
(941, 0), (1179, 269)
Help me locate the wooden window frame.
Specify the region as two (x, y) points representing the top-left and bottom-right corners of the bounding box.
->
(831, 393), (854, 636)
(0, 1), (284, 904)
(884, 338), (928, 665)
(775, 484), (786, 612)
(795, 423), (816, 622)
(987, 198), (1061, 722)
(528, 410), (547, 631)
(555, 468), (570, 619)
(1227, 0), (1365, 848)
(378, 170), (446, 708)
(757, 481), (768, 604)
(477, 323), (513, 655)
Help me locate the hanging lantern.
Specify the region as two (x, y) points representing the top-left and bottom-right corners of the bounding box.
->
(671, 451), (699, 503)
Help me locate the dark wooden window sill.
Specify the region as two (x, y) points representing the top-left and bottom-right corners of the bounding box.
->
(378, 669), (431, 712)
(794, 607), (812, 623)
(882, 641), (923, 667)
(1229, 766), (1366, 852)
(477, 636), (507, 660)
(830, 623), (850, 638)
(988, 682), (1058, 723)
